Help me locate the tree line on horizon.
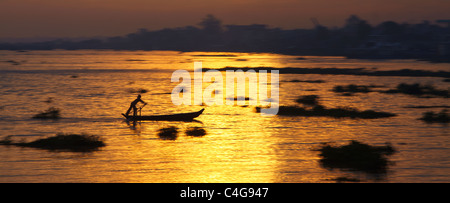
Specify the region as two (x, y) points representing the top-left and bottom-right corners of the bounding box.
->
(1, 14), (449, 60)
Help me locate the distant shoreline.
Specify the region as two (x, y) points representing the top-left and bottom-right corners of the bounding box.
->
(1, 14), (449, 63)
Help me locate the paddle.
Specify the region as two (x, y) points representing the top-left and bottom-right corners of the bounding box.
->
(138, 103), (147, 116)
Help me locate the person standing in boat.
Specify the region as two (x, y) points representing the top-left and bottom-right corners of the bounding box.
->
(125, 94), (148, 116)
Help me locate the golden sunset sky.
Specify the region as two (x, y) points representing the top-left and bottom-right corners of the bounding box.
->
(1, 0), (449, 39)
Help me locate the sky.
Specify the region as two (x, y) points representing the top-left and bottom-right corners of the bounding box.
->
(0, 0), (449, 40)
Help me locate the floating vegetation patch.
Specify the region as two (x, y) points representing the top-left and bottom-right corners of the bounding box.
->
(185, 127), (207, 137)
(384, 83), (449, 98)
(332, 84), (373, 93)
(192, 54), (237, 57)
(0, 136), (13, 145)
(284, 79), (325, 83)
(3, 60), (21, 65)
(295, 95), (320, 106)
(419, 109), (449, 123)
(259, 95), (396, 119)
(317, 140), (396, 173)
(32, 107), (60, 119)
(157, 126), (178, 140)
(268, 105), (396, 119)
(0, 133), (105, 152)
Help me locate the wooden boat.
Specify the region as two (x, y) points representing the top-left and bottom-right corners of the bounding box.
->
(122, 108), (204, 121)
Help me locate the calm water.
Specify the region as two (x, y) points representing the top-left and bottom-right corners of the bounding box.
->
(0, 50), (448, 183)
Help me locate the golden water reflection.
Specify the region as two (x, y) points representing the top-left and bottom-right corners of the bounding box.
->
(102, 109), (280, 183)
(1, 50), (449, 182)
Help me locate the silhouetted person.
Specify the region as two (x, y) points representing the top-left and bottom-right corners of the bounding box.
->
(125, 94), (147, 116)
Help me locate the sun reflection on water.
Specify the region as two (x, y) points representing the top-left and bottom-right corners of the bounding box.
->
(0, 50), (449, 182)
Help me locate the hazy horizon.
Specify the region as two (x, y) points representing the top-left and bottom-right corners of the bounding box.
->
(1, 0), (449, 42)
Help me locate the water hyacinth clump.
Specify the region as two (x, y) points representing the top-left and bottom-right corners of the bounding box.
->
(332, 84), (373, 93)
(261, 94), (397, 119)
(185, 127), (207, 137)
(317, 140), (396, 173)
(385, 83), (449, 98)
(158, 126), (178, 140)
(295, 95), (320, 106)
(265, 105), (396, 119)
(1, 133), (106, 152)
(420, 109), (450, 123)
(32, 107), (61, 119)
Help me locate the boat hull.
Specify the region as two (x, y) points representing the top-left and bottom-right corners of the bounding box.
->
(122, 109), (204, 121)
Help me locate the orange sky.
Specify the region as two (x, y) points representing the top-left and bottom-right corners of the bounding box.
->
(0, 0), (449, 39)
